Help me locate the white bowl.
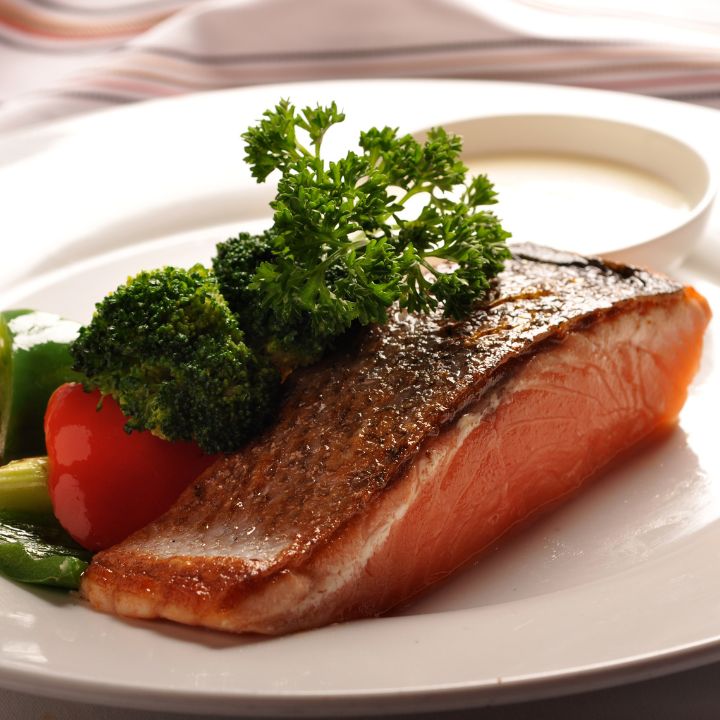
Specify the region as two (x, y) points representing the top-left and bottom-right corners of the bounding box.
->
(416, 114), (715, 270)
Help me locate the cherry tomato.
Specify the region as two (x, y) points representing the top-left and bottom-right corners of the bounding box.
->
(44, 383), (219, 551)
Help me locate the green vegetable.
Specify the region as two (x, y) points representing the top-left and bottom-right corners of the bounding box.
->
(70, 264), (281, 454)
(213, 229), (276, 346)
(214, 229), (345, 370)
(0, 456), (52, 513)
(224, 99), (510, 368)
(0, 510), (90, 589)
(0, 310), (81, 463)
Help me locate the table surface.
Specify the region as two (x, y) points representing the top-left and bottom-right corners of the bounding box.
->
(2, 656), (719, 719)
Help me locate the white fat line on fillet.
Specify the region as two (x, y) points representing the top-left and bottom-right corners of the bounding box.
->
(289, 388), (507, 604)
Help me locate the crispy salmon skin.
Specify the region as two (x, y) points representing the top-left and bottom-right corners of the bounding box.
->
(81, 245), (711, 634)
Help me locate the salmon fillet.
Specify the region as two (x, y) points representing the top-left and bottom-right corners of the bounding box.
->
(81, 244), (711, 635)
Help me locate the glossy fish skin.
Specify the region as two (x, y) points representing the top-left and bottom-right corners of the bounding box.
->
(81, 245), (711, 634)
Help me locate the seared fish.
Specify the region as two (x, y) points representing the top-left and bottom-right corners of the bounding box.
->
(81, 245), (711, 634)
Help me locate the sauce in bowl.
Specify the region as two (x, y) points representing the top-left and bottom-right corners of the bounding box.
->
(466, 152), (691, 254)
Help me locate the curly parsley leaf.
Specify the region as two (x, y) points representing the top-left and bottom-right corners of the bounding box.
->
(217, 100), (511, 369)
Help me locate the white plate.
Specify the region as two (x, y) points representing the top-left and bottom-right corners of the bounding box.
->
(1, 80), (720, 717)
(2, 79), (720, 287)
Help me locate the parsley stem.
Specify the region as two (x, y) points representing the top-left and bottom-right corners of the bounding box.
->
(319, 237), (370, 274)
(419, 258), (441, 278)
(294, 143), (312, 159)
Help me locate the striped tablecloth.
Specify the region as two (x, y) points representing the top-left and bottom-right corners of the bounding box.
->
(1, 0), (720, 132)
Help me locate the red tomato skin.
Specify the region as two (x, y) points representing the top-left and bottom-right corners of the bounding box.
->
(44, 383), (219, 551)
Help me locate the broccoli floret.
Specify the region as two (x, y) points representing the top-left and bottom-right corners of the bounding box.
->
(213, 232), (340, 371)
(212, 230), (275, 344)
(71, 265), (281, 454)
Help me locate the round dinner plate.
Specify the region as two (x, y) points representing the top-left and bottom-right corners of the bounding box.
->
(1, 80), (720, 717)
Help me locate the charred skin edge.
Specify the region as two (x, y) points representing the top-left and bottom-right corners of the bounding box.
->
(511, 242), (646, 278)
(81, 246), (709, 631)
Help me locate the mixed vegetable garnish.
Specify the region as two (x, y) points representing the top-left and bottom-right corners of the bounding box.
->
(0, 100), (510, 590)
(0, 310), (88, 586)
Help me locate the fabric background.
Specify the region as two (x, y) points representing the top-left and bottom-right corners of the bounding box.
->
(2, 0), (720, 132)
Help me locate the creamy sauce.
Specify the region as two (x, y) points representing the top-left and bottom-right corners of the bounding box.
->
(464, 153), (691, 254)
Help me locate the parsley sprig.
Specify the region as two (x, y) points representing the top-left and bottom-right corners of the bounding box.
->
(217, 100), (511, 369)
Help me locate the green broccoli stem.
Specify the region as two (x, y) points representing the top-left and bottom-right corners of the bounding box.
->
(0, 457), (52, 514)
